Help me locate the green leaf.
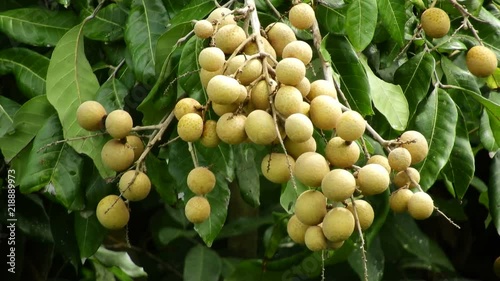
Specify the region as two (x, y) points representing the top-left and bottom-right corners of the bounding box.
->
(413, 89), (458, 191)
(0, 95), (55, 162)
(49, 204), (80, 270)
(178, 36), (205, 101)
(360, 56), (408, 130)
(394, 52), (435, 119)
(184, 244), (222, 281)
(84, 165), (116, 208)
(157, 227), (196, 245)
(441, 108), (475, 200)
(124, 0), (168, 85)
(345, 0), (377, 51)
(280, 179), (308, 213)
(315, 3), (347, 35)
(95, 78), (129, 113)
(489, 153), (500, 236)
(145, 153), (177, 205)
(377, 0), (405, 46)
(154, 22), (192, 77)
(82, 3), (127, 42)
(235, 144), (260, 207)
(0, 95), (20, 138)
(225, 260), (284, 281)
(46, 23), (114, 179)
(479, 110), (499, 152)
(195, 141), (235, 182)
(75, 210), (107, 259)
(93, 246), (148, 278)
(0, 48), (49, 98)
(168, 0), (215, 26)
(0, 8), (78, 46)
(15, 194), (53, 243)
(348, 236), (384, 281)
(57, 0), (71, 8)
(326, 35), (373, 115)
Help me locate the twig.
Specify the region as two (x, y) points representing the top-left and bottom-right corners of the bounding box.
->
(188, 142), (199, 168)
(37, 132), (108, 152)
(131, 124), (164, 131)
(448, 0), (484, 45)
(159, 136), (180, 148)
(350, 196), (369, 281)
(105, 58), (126, 83)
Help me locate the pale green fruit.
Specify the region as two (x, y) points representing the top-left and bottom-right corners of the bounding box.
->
(200, 120), (221, 148)
(346, 199), (374, 231)
(335, 110), (366, 141)
(261, 153), (295, 184)
(393, 167), (421, 188)
(287, 214), (309, 244)
(421, 7), (450, 39)
(399, 130), (429, 164)
(265, 22), (296, 57)
(466, 45), (498, 77)
(389, 188), (414, 213)
(216, 113), (247, 144)
(321, 169), (356, 202)
(206, 75), (241, 104)
(174, 98), (202, 120)
(282, 40), (313, 65)
(214, 24), (246, 54)
(289, 3), (315, 30)
(295, 190), (327, 225)
(105, 110), (133, 139)
(407, 192), (434, 220)
(274, 86), (303, 117)
(119, 171), (151, 201)
(194, 20), (214, 39)
(285, 113), (313, 143)
(177, 113), (203, 142)
(185, 196), (211, 224)
(309, 95), (342, 130)
(198, 47), (225, 72)
(322, 207), (355, 242)
(304, 225), (328, 252)
(357, 164), (390, 196)
(307, 79), (337, 100)
(206, 7), (236, 27)
(101, 139), (134, 172)
(187, 167), (216, 195)
(126, 135), (144, 162)
(96, 195), (129, 230)
(284, 136), (317, 159)
(244, 110), (277, 145)
(388, 147), (412, 172)
(325, 137), (360, 168)
(76, 101), (106, 131)
(367, 155), (391, 174)
(294, 152), (330, 187)
(275, 58), (306, 86)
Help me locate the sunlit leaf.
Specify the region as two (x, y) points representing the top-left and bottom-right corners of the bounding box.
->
(377, 0), (405, 46)
(82, 3), (127, 42)
(184, 244), (222, 281)
(93, 246), (148, 278)
(345, 0), (377, 51)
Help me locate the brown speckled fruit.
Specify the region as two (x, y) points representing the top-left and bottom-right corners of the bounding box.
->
(322, 207), (355, 242)
(101, 139), (134, 172)
(367, 155), (391, 173)
(126, 135), (144, 161)
(289, 3), (315, 30)
(216, 113), (247, 144)
(321, 169), (356, 202)
(421, 8), (450, 39)
(185, 196), (211, 224)
(105, 110), (133, 139)
(206, 7), (236, 27)
(388, 147), (412, 172)
(357, 164), (390, 196)
(119, 171), (151, 201)
(346, 199), (374, 231)
(287, 214), (309, 244)
(77, 101), (106, 131)
(174, 98), (202, 120)
(275, 58), (306, 86)
(407, 192), (434, 220)
(282, 40), (313, 65)
(200, 120), (220, 148)
(284, 137), (317, 159)
(285, 113), (313, 143)
(274, 86), (303, 117)
(207, 75), (241, 105)
(294, 152), (330, 187)
(304, 225), (328, 252)
(265, 22), (297, 57)
(393, 167), (421, 188)
(214, 24), (246, 54)
(193, 19), (214, 39)
(309, 95), (342, 130)
(399, 130), (428, 164)
(466, 46), (498, 77)
(198, 47), (225, 72)
(325, 137), (360, 168)
(177, 113), (204, 142)
(245, 110), (277, 145)
(307, 79), (337, 100)
(250, 79), (274, 110)
(295, 190), (327, 225)
(335, 110), (366, 141)
(96, 195), (129, 229)
(261, 153), (295, 184)
(187, 167), (216, 195)
(389, 188), (414, 213)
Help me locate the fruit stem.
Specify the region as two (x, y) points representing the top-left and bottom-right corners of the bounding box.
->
(188, 142), (200, 168)
(37, 132), (108, 152)
(264, 0), (281, 18)
(350, 196), (369, 281)
(448, 0), (484, 45)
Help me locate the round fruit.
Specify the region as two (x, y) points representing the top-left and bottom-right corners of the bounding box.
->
(96, 195), (129, 229)
(285, 113), (313, 143)
(206, 7), (236, 27)
(261, 153), (295, 184)
(307, 79), (337, 100)
(393, 167), (421, 188)
(185, 196), (211, 224)
(325, 137), (360, 168)
(294, 190), (327, 225)
(200, 68), (223, 89)
(265, 22), (297, 57)
(346, 199), (374, 231)
(294, 152), (330, 187)
(245, 110), (277, 145)
(238, 58), (263, 85)
(214, 24), (246, 54)
(194, 19), (214, 39)
(101, 139), (135, 172)
(211, 102), (238, 116)
(187, 167), (216, 195)
(126, 135), (144, 161)
(289, 3), (315, 30)
(174, 98), (202, 120)
(304, 225), (328, 251)
(284, 137), (317, 159)
(76, 101), (106, 131)
(243, 37), (277, 63)
(207, 75), (241, 104)
(466, 45), (498, 77)
(367, 155), (391, 173)
(105, 110), (133, 139)
(275, 58), (306, 86)
(119, 170), (151, 201)
(309, 95), (342, 130)
(389, 188), (414, 213)
(336, 110), (366, 141)
(251, 80), (273, 110)
(328, 240), (345, 250)
(274, 86), (303, 117)
(300, 101), (310, 116)
(322, 207), (355, 242)
(198, 47), (225, 72)
(200, 120), (220, 148)
(407, 192), (434, 220)
(296, 77), (311, 97)
(357, 163), (390, 196)
(321, 169), (356, 202)
(216, 113), (247, 144)
(287, 214), (309, 244)
(421, 7), (450, 39)
(282, 40), (313, 65)
(177, 113), (204, 142)
(388, 147), (412, 172)
(399, 130), (428, 164)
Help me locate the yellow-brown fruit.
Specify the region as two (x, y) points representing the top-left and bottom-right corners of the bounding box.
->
(307, 79), (337, 100)
(193, 20), (214, 39)
(274, 86), (303, 117)
(282, 40), (313, 65)
(325, 137), (360, 168)
(287, 214), (309, 244)
(304, 225), (328, 251)
(237, 84), (248, 103)
(407, 192), (434, 220)
(105, 110), (133, 139)
(96, 195), (129, 230)
(294, 152), (330, 187)
(265, 22), (297, 57)
(421, 7), (450, 39)
(177, 113), (203, 142)
(198, 47), (225, 72)
(185, 196), (211, 224)
(250, 80), (273, 110)
(389, 188), (414, 213)
(214, 24), (246, 54)
(285, 113), (313, 143)
(224, 55), (245, 76)
(494, 256), (500, 278)
(295, 77), (311, 97)
(321, 169), (356, 202)
(101, 139), (134, 172)
(275, 58), (306, 86)
(327, 240), (345, 250)
(336, 110), (366, 141)
(466, 46), (498, 77)
(346, 200), (374, 231)
(295, 190), (327, 225)
(388, 147), (412, 172)
(77, 101), (106, 131)
(244, 110), (277, 145)
(357, 163), (390, 196)
(237, 58), (263, 85)
(393, 167), (421, 188)
(126, 135), (144, 161)
(216, 113), (247, 144)
(206, 7), (236, 27)
(119, 171), (151, 201)
(399, 130), (429, 164)
(174, 98), (202, 120)
(200, 120), (220, 148)
(284, 137), (317, 159)
(211, 102), (239, 116)
(309, 95), (342, 130)
(322, 207), (355, 242)
(261, 153), (295, 184)
(367, 155), (391, 174)
(243, 37), (277, 64)
(200, 68), (223, 89)
(187, 167), (216, 195)
(289, 3), (315, 30)
(300, 101), (310, 116)
(206, 75), (241, 104)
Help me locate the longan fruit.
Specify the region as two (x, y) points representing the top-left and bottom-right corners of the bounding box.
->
(265, 22), (297, 57)
(174, 98), (202, 120)
(214, 24), (246, 54)
(304, 225), (328, 252)
(275, 58), (306, 86)
(322, 207), (355, 242)
(466, 46), (498, 78)
(336, 110), (366, 141)
(300, 101), (310, 116)
(126, 135), (144, 161)
(295, 77), (311, 97)
(261, 153), (295, 184)
(389, 188), (414, 213)
(295, 190), (327, 225)
(96, 195), (129, 230)
(185, 196), (211, 224)
(407, 192), (434, 220)
(285, 113), (313, 143)
(289, 3), (315, 30)
(287, 214), (309, 244)
(194, 19), (214, 39)
(101, 139), (134, 172)
(399, 130), (429, 164)
(309, 95), (342, 130)
(76, 101), (106, 131)
(282, 40), (313, 65)
(224, 54), (245, 76)
(294, 152), (330, 187)
(367, 155), (391, 173)
(198, 47), (225, 72)
(346, 199), (374, 231)
(200, 68), (223, 89)
(307, 79), (337, 100)
(393, 167), (421, 188)
(250, 80), (273, 110)
(243, 37), (277, 64)
(244, 110), (277, 145)
(237, 58), (263, 85)
(105, 110), (133, 139)
(200, 120), (220, 148)
(119, 170), (151, 201)
(274, 85), (303, 117)
(216, 113), (247, 144)
(207, 75), (241, 105)
(388, 147), (412, 172)
(284, 137), (317, 159)
(321, 169), (356, 202)
(177, 113), (204, 142)
(325, 137), (360, 168)
(211, 102), (239, 116)
(206, 7), (236, 27)
(421, 7), (450, 39)
(187, 167), (216, 195)
(357, 163), (390, 196)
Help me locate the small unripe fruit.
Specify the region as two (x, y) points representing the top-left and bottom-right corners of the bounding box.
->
(214, 24), (246, 54)
(295, 190), (327, 225)
(187, 167), (216, 195)
(261, 153), (295, 184)
(367, 155), (391, 173)
(126, 135), (144, 161)
(206, 7), (236, 27)
(174, 98), (202, 120)
(101, 139), (134, 172)
(325, 137), (360, 168)
(285, 113), (313, 143)
(200, 120), (220, 148)
(304, 225), (328, 251)
(245, 110), (277, 145)
(321, 169), (356, 202)
(389, 188), (414, 213)
(388, 147), (412, 172)
(399, 130), (428, 164)
(466, 46), (498, 77)
(307, 79), (337, 100)
(322, 207), (355, 242)
(265, 22), (297, 57)
(289, 3), (315, 30)
(185, 196), (211, 224)
(284, 137), (317, 159)
(309, 95), (342, 130)
(198, 47), (225, 72)
(275, 58), (306, 86)
(346, 200), (374, 231)
(282, 40), (313, 65)
(294, 152), (330, 187)
(96, 195), (129, 229)
(421, 8), (450, 39)
(357, 164), (390, 196)
(194, 20), (214, 39)
(177, 113), (204, 142)
(207, 75), (241, 104)
(287, 214), (309, 244)
(407, 192), (434, 220)
(216, 113), (247, 144)
(119, 171), (151, 201)
(336, 110), (366, 141)
(105, 110), (133, 139)
(393, 167), (421, 188)
(274, 86), (303, 117)
(77, 101), (106, 131)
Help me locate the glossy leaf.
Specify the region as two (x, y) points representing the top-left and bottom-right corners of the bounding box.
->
(95, 78), (129, 112)
(0, 95), (20, 138)
(184, 244), (222, 281)
(82, 4), (127, 42)
(84, 165), (116, 209)
(0, 48), (49, 98)
(0, 8), (78, 46)
(93, 246), (148, 277)
(315, 3), (347, 35)
(345, 0), (377, 51)
(377, 0), (405, 46)
(75, 211), (107, 258)
(235, 144), (260, 207)
(178, 36), (205, 101)
(168, 0), (215, 26)
(145, 153), (177, 205)
(489, 153), (500, 235)
(479, 109), (499, 152)
(413, 89), (458, 191)
(154, 22), (192, 77)
(46, 24), (114, 179)
(195, 142), (235, 182)
(348, 236), (384, 281)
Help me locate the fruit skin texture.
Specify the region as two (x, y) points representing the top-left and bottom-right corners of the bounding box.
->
(244, 110), (277, 145)
(282, 40), (313, 65)
(193, 20), (213, 39)
(289, 3), (315, 30)
(294, 152), (330, 187)
(261, 153), (295, 184)
(407, 192), (434, 220)
(198, 47), (225, 72)
(187, 167), (216, 195)
(287, 215), (309, 244)
(325, 137), (360, 168)
(295, 190), (327, 226)
(216, 113), (247, 145)
(346, 200), (374, 231)
(309, 95), (342, 130)
(466, 46), (498, 77)
(101, 139), (135, 172)
(119, 171), (151, 201)
(285, 113), (313, 143)
(200, 120), (220, 148)
(336, 110), (366, 141)
(77, 101), (106, 131)
(357, 164), (390, 196)
(126, 135), (144, 162)
(304, 225), (328, 252)
(96, 195), (129, 230)
(321, 169), (356, 202)
(393, 167), (421, 188)
(307, 79), (337, 100)
(388, 147), (412, 171)
(322, 207), (355, 242)
(250, 80), (272, 110)
(200, 68), (223, 89)
(275, 58), (306, 86)
(105, 110), (133, 139)
(185, 196), (211, 224)
(177, 113), (204, 142)
(265, 22), (297, 57)
(399, 130), (429, 164)
(421, 8), (450, 38)
(214, 24), (246, 54)
(274, 86), (303, 117)
(207, 75), (241, 105)
(389, 188), (414, 213)
(174, 98), (202, 120)
(284, 137), (317, 159)
(367, 155), (391, 173)
(206, 7), (236, 26)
